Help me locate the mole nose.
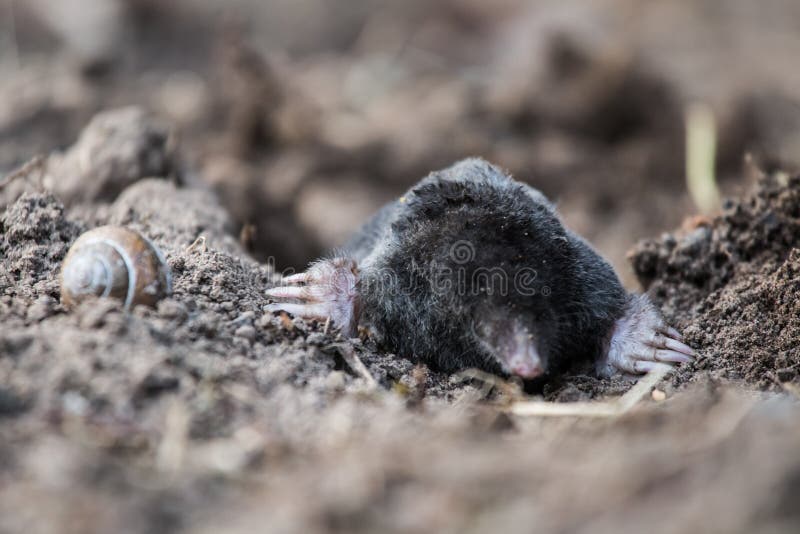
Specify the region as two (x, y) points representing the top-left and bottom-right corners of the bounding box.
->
(511, 362), (545, 378)
(480, 318), (546, 379)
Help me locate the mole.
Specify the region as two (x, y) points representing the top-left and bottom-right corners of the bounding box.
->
(266, 158), (694, 379)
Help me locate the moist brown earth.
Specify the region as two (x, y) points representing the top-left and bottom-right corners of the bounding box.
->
(0, 102), (799, 534)
(3, 2), (800, 533)
(630, 171), (800, 392)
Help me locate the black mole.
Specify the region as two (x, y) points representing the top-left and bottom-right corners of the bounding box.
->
(267, 158), (694, 378)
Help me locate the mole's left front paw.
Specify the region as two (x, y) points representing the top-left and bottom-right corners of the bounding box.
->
(599, 294), (695, 377)
(265, 258), (360, 337)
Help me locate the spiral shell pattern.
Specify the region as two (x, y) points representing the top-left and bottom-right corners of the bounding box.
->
(60, 226), (171, 310)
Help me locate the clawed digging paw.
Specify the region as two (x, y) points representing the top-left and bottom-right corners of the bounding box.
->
(601, 295), (696, 377)
(265, 258), (360, 337)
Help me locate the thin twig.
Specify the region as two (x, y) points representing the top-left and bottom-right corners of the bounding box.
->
(686, 102), (721, 214)
(0, 155), (46, 190)
(507, 363), (674, 418)
(331, 343), (377, 389)
(452, 368), (524, 401)
(186, 235), (207, 253)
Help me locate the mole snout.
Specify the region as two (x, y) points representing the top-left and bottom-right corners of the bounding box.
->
(509, 358), (545, 379)
(474, 317), (547, 378)
(266, 158), (695, 380)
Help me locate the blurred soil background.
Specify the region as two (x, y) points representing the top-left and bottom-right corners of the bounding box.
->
(4, 0), (800, 276)
(2, 1), (800, 533)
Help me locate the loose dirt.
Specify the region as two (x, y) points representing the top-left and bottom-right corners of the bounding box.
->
(3, 2), (800, 532)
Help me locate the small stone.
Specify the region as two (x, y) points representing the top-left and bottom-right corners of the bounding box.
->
(651, 389), (666, 402)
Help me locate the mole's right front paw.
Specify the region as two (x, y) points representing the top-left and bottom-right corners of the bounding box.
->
(266, 258), (360, 337)
(599, 294), (695, 377)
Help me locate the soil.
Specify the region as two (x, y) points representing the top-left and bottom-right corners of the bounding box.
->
(630, 171), (800, 392)
(2, 1), (800, 533)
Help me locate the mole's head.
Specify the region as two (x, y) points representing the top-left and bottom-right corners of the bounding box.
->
(391, 159), (576, 379)
(462, 263), (567, 378)
(428, 205), (570, 379)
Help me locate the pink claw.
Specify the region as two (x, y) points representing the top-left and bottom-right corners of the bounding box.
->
(281, 272), (311, 285)
(266, 258), (360, 337)
(599, 294), (696, 377)
(664, 326), (684, 341)
(659, 336), (695, 357)
(264, 302), (331, 319)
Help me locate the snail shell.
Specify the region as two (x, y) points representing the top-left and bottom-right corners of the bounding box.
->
(60, 226), (172, 310)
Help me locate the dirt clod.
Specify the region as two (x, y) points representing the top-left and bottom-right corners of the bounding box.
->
(630, 172), (800, 391)
(45, 107), (176, 205)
